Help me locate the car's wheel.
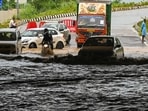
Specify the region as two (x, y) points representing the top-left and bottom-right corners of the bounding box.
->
(29, 43), (37, 48)
(56, 41), (64, 49)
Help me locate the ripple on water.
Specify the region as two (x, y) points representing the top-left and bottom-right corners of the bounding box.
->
(0, 58), (148, 110)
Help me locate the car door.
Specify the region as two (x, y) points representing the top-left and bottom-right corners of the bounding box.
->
(16, 31), (22, 54)
(36, 30), (44, 46)
(114, 38), (124, 58)
(59, 24), (68, 40)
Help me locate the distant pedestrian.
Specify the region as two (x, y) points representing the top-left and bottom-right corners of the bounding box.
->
(141, 19), (147, 44)
(9, 16), (17, 28)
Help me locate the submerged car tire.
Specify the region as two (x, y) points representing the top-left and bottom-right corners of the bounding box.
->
(56, 41), (64, 49)
(29, 43), (37, 48)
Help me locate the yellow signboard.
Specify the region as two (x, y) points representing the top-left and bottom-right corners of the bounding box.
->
(79, 3), (106, 14)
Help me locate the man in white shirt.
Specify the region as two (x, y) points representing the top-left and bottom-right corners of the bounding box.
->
(9, 17), (16, 28)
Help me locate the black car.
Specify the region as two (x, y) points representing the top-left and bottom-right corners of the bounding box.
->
(78, 35), (124, 59)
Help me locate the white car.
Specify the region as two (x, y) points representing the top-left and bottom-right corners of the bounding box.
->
(41, 21), (71, 44)
(21, 28), (66, 49)
(0, 28), (22, 54)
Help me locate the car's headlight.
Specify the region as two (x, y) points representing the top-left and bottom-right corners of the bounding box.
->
(22, 38), (31, 43)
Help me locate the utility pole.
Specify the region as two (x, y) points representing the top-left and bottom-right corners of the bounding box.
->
(16, 0), (19, 19)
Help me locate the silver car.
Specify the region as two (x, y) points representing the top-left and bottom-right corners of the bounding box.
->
(41, 21), (71, 44)
(0, 28), (22, 54)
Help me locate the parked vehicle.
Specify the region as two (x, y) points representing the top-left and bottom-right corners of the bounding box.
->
(60, 19), (76, 32)
(41, 21), (71, 44)
(21, 28), (66, 49)
(78, 35), (124, 59)
(0, 28), (22, 54)
(75, 0), (112, 48)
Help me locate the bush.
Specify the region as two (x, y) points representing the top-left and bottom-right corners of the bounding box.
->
(19, 4), (37, 19)
(0, 20), (9, 28)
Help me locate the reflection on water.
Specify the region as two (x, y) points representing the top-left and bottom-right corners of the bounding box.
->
(0, 58), (148, 111)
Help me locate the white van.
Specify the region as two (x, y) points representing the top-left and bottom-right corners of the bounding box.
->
(0, 28), (22, 54)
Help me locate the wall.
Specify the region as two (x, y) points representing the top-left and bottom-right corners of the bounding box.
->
(0, 9), (17, 23)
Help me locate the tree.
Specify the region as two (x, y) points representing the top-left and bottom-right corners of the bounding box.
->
(2, 0), (8, 10)
(31, 0), (58, 12)
(9, 0), (15, 8)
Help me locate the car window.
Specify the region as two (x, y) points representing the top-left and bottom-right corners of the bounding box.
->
(0, 32), (16, 41)
(63, 24), (67, 29)
(21, 30), (41, 37)
(59, 24), (64, 30)
(42, 23), (58, 29)
(84, 37), (113, 46)
(49, 30), (58, 35)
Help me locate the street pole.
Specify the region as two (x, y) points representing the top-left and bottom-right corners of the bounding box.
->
(16, 0), (19, 19)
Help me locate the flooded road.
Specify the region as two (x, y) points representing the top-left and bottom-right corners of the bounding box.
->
(1, 59), (148, 111)
(1, 8), (148, 111)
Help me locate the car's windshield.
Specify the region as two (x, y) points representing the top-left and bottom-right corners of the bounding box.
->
(78, 15), (105, 28)
(42, 23), (58, 29)
(21, 30), (41, 37)
(0, 32), (16, 41)
(84, 37), (114, 46)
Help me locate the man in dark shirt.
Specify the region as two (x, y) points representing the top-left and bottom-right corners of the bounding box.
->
(42, 28), (53, 49)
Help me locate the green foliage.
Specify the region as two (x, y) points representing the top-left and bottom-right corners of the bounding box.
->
(1, 0), (8, 10)
(112, 0), (122, 4)
(1, 0), (15, 10)
(112, 1), (148, 8)
(20, 0), (76, 19)
(19, 0), (148, 19)
(19, 4), (37, 19)
(9, 0), (15, 9)
(0, 20), (9, 28)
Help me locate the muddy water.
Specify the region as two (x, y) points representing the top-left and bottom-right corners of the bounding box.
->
(0, 58), (148, 111)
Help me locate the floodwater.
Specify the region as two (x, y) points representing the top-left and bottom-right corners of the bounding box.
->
(1, 8), (148, 111)
(1, 58), (148, 111)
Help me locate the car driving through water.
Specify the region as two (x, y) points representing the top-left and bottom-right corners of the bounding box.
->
(78, 35), (124, 59)
(21, 28), (66, 49)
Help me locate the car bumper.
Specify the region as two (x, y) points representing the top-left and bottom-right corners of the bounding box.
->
(0, 44), (16, 54)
